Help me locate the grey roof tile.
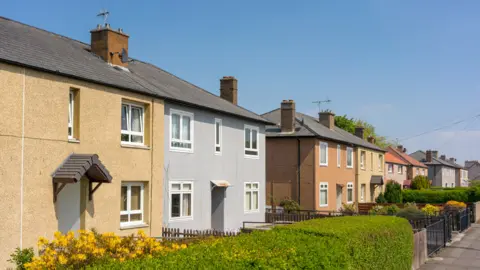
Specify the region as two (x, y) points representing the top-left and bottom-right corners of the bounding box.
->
(0, 17), (270, 124)
(409, 150), (459, 168)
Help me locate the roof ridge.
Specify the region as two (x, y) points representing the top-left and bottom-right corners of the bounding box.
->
(388, 146), (412, 164)
(132, 59), (268, 121)
(0, 16), (90, 47)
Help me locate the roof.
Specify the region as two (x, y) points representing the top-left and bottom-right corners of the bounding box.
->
(262, 109), (385, 152)
(409, 150), (459, 168)
(52, 154), (112, 183)
(387, 147), (427, 168)
(0, 17), (270, 124)
(385, 152), (408, 165)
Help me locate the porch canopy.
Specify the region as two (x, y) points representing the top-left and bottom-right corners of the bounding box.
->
(370, 176), (384, 185)
(52, 154), (112, 202)
(211, 180), (231, 188)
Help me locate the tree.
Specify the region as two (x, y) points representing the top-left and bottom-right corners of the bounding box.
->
(334, 115), (356, 134)
(411, 175), (430, 190)
(334, 115), (394, 148)
(383, 181), (403, 203)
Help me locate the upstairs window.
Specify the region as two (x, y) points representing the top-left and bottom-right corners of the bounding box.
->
(388, 164), (393, 173)
(214, 118), (222, 154)
(416, 168), (419, 176)
(360, 151), (366, 169)
(170, 109), (194, 152)
(337, 145), (341, 167)
(346, 147), (353, 168)
(121, 103), (144, 145)
(378, 155), (383, 171)
(398, 165), (403, 174)
(68, 90), (74, 139)
(320, 142), (328, 166)
(370, 153), (373, 171)
(244, 125), (259, 157)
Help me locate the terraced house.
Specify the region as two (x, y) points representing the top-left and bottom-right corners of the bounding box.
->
(386, 146), (428, 188)
(410, 150), (457, 187)
(0, 17), (268, 267)
(263, 101), (385, 212)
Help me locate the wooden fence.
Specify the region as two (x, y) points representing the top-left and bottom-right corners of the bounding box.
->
(161, 228), (240, 239)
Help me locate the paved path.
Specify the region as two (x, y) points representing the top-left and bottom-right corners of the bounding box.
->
(420, 224), (480, 270)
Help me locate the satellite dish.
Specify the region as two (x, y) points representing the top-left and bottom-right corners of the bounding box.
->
(121, 48), (128, 63)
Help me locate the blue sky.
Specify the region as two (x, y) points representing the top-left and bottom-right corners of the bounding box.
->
(2, 1), (480, 163)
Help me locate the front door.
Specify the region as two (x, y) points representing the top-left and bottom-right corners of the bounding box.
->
(211, 187), (225, 230)
(56, 181), (81, 234)
(336, 186), (342, 211)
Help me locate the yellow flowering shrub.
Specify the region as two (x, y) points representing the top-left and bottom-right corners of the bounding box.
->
(444, 200), (467, 213)
(25, 230), (187, 269)
(421, 204), (440, 216)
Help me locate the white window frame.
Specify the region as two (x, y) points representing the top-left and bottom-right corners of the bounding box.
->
(398, 165), (402, 174)
(337, 145), (341, 167)
(346, 147), (354, 168)
(347, 182), (354, 203)
(169, 181), (194, 221)
(319, 182), (328, 207)
(319, 142), (328, 166)
(416, 168), (419, 176)
(360, 151), (365, 169)
(244, 125), (260, 158)
(214, 118), (222, 155)
(120, 182), (144, 227)
(388, 164), (393, 173)
(244, 182), (260, 213)
(68, 90), (74, 139)
(378, 155), (383, 172)
(360, 184), (366, 202)
(169, 109), (194, 153)
(121, 102), (145, 146)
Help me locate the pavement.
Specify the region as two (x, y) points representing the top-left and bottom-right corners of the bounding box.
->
(419, 224), (480, 270)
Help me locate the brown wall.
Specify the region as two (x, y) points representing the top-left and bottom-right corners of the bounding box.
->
(266, 137), (315, 210)
(408, 166), (428, 180)
(0, 62), (164, 267)
(314, 141), (356, 211)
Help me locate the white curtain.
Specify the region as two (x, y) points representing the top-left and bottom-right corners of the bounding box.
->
(172, 114), (180, 139)
(252, 191), (258, 210)
(131, 107), (142, 132)
(182, 193), (191, 216)
(252, 130), (258, 149)
(245, 192), (252, 210)
(182, 116), (190, 140)
(121, 105), (128, 131)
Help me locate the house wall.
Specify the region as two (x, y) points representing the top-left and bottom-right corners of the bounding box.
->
(163, 102), (265, 231)
(409, 166), (428, 180)
(314, 140), (356, 211)
(265, 137), (315, 210)
(0, 62), (164, 268)
(460, 169), (469, 187)
(385, 163), (407, 186)
(356, 147), (385, 202)
(429, 165), (456, 187)
(465, 161), (480, 181)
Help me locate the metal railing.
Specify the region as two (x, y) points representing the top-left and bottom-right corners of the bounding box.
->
(426, 219), (446, 256)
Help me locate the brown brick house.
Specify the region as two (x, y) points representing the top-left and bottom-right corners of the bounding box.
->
(263, 100), (383, 212)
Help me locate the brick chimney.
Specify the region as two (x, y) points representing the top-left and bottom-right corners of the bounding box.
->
(449, 157), (456, 163)
(280, 100), (295, 133)
(90, 24), (129, 67)
(367, 136), (375, 144)
(440, 155), (446, 160)
(397, 145), (403, 152)
(220, 76), (238, 105)
(426, 150), (432, 162)
(319, 111), (335, 130)
(432, 150), (438, 159)
(355, 126), (364, 139)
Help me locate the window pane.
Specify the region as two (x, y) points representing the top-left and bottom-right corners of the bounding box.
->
(245, 128), (251, 148)
(216, 122), (220, 145)
(216, 146), (221, 152)
(321, 145), (327, 164)
(68, 93), (72, 125)
(245, 150), (258, 156)
(121, 186), (127, 211)
(172, 114), (180, 140)
(131, 135), (143, 143)
(68, 127), (72, 137)
(252, 129), (258, 149)
(171, 184), (181, 191)
(182, 116), (191, 140)
(245, 192), (252, 210)
(252, 183), (258, 189)
(130, 214), (142, 222)
(182, 183), (192, 191)
(121, 134), (129, 142)
(182, 193), (192, 216)
(120, 214), (129, 223)
(320, 190), (327, 205)
(252, 191), (258, 210)
(121, 105), (128, 131)
(131, 186), (141, 211)
(171, 194), (180, 217)
(348, 190), (352, 202)
(246, 183), (251, 189)
(131, 107), (142, 132)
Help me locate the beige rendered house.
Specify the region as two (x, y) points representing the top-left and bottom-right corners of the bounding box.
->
(0, 17), (268, 267)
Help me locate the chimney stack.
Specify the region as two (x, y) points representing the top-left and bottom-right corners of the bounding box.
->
(355, 126), (365, 139)
(449, 157), (456, 163)
(280, 100), (295, 133)
(432, 150), (438, 159)
(440, 155), (446, 160)
(403, 148), (407, 153)
(397, 145), (403, 152)
(319, 111), (335, 130)
(90, 23), (129, 67)
(426, 150), (432, 162)
(367, 136), (375, 144)
(220, 76), (238, 105)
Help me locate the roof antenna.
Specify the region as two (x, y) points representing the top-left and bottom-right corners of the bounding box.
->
(312, 98), (331, 114)
(97, 9), (110, 25)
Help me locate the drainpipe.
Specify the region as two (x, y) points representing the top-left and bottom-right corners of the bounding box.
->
(20, 68), (26, 248)
(297, 138), (301, 205)
(149, 98), (154, 237)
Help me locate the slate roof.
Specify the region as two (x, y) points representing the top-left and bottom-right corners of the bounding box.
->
(262, 109), (385, 152)
(409, 150), (459, 168)
(387, 146), (428, 168)
(0, 16), (270, 124)
(385, 152), (408, 165)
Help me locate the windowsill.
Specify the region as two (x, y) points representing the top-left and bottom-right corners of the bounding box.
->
(214, 152), (222, 156)
(244, 155), (260, 160)
(320, 164), (328, 167)
(121, 143), (150, 150)
(170, 147), (194, 154)
(68, 138), (80, 144)
(319, 205), (328, 208)
(120, 223), (149, 230)
(169, 217), (193, 222)
(244, 210), (260, 214)
(347, 166), (353, 169)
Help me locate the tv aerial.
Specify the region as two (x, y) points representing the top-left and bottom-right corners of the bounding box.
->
(312, 98), (332, 113)
(97, 9), (110, 25)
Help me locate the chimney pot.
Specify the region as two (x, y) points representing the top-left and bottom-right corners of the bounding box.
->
(440, 155), (446, 160)
(367, 136), (375, 144)
(318, 111), (335, 130)
(220, 76), (238, 105)
(280, 100), (295, 133)
(397, 145), (403, 151)
(432, 150), (438, 159)
(355, 126), (364, 139)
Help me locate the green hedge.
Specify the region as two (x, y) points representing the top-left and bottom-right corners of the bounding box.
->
(89, 216), (413, 270)
(402, 187), (480, 203)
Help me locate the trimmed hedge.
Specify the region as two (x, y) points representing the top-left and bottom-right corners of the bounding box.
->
(89, 216), (413, 270)
(403, 187), (480, 203)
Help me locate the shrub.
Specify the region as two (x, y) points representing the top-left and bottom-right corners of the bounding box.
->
(279, 199), (301, 213)
(8, 247), (34, 270)
(384, 181), (403, 203)
(90, 216), (413, 270)
(339, 203), (357, 215)
(421, 204), (440, 216)
(444, 200), (467, 213)
(368, 205), (384, 215)
(411, 175), (430, 190)
(375, 192), (387, 203)
(25, 230), (187, 269)
(396, 203), (425, 220)
(384, 205), (401, 215)
(402, 189), (469, 203)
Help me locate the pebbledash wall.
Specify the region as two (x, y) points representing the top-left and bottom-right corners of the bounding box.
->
(0, 62), (164, 267)
(162, 102), (265, 231)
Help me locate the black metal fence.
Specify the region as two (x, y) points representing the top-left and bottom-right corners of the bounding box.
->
(426, 219), (446, 256)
